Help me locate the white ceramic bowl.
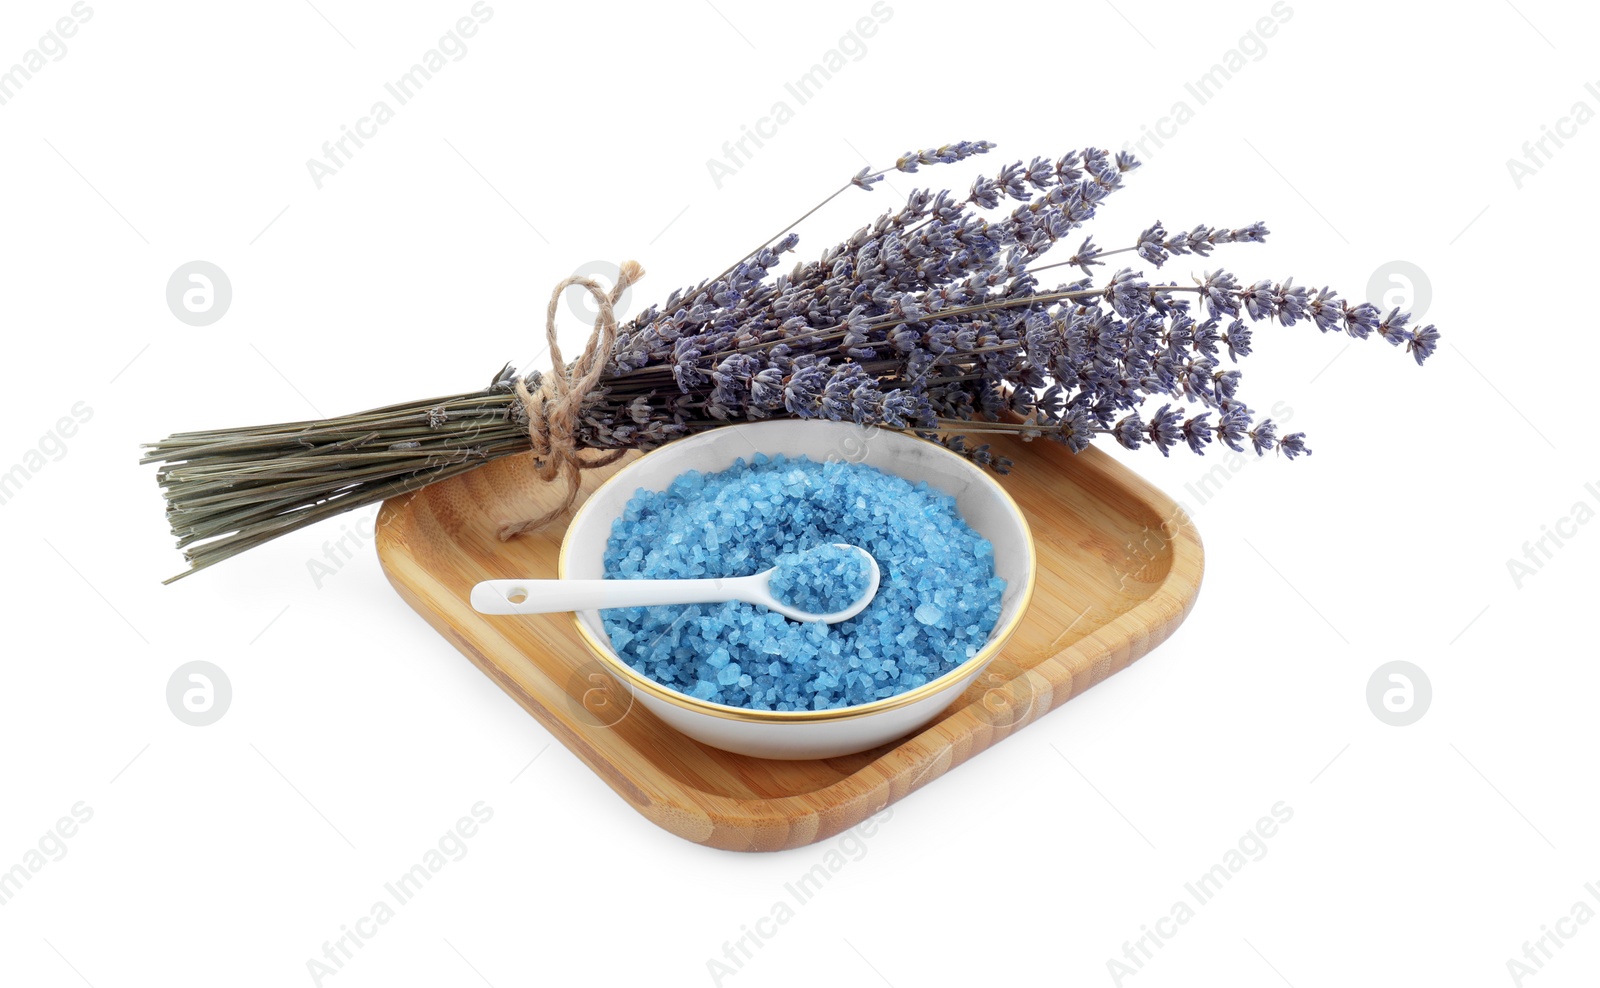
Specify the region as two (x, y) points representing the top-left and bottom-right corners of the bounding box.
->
(559, 420), (1036, 759)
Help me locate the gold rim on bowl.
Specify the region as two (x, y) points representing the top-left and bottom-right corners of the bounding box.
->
(557, 425), (1038, 725)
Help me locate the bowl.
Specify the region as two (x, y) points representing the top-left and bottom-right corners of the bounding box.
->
(559, 419), (1037, 759)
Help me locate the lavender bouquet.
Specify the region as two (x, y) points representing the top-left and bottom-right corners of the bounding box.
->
(145, 141), (1437, 580)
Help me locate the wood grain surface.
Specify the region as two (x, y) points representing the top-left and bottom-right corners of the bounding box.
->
(375, 436), (1203, 851)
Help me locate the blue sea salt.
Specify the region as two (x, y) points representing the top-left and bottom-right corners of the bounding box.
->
(768, 544), (871, 615)
(600, 454), (1007, 712)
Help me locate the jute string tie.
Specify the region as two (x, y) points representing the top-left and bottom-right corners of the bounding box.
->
(502, 260), (643, 540)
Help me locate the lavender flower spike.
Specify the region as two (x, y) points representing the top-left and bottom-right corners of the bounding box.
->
(893, 140), (996, 173)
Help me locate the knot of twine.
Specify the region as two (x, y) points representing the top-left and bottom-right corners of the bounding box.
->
(501, 260), (644, 540)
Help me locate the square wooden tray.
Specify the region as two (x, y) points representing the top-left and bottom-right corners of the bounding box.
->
(375, 436), (1203, 851)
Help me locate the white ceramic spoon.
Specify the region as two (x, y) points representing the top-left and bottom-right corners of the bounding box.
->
(469, 544), (881, 624)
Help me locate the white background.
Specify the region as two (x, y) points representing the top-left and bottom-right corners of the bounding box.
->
(1, 0), (1596, 985)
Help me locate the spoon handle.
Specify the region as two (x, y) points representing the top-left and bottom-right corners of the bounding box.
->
(470, 577), (757, 615)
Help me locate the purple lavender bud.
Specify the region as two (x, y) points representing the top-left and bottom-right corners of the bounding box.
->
(1070, 236), (1103, 275)
(1163, 314), (1195, 352)
(1241, 279), (1275, 321)
(1307, 287), (1342, 333)
(927, 189), (963, 223)
(1113, 413), (1144, 450)
(872, 389), (913, 428)
(1162, 229), (1193, 258)
(745, 366), (784, 407)
(1057, 406), (1095, 453)
(820, 366), (862, 421)
(1192, 317), (1222, 359)
(889, 327), (920, 353)
(1271, 279), (1309, 326)
(969, 175), (1001, 209)
(1085, 149), (1126, 194)
(1135, 221), (1169, 267)
(1212, 368), (1241, 402)
(851, 166), (882, 190)
(1249, 419), (1278, 455)
(1233, 221), (1270, 243)
(1183, 356), (1218, 405)
(1053, 151), (1083, 183)
(996, 162), (1031, 200)
(1107, 268), (1152, 319)
(1145, 403), (1184, 456)
(1278, 432), (1311, 459)
(1217, 405), (1252, 452)
(1035, 383), (1065, 420)
(1182, 413), (1213, 454)
(1224, 319), (1253, 361)
(1376, 307), (1412, 347)
(841, 308), (871, 347)
(890, 294), (926, 320)
(1407, 324), (1440, 365)
(1024, 156), (1054, 188)
(783, 365), (826, 416)
(1340, 301), (1381, 339)
(1201, 270), (1241, 318)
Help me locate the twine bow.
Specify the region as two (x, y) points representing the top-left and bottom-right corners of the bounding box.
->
(501, 260), (644, 540)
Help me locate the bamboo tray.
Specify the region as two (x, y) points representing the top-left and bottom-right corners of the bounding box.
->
(375, 436), (1203, 851)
